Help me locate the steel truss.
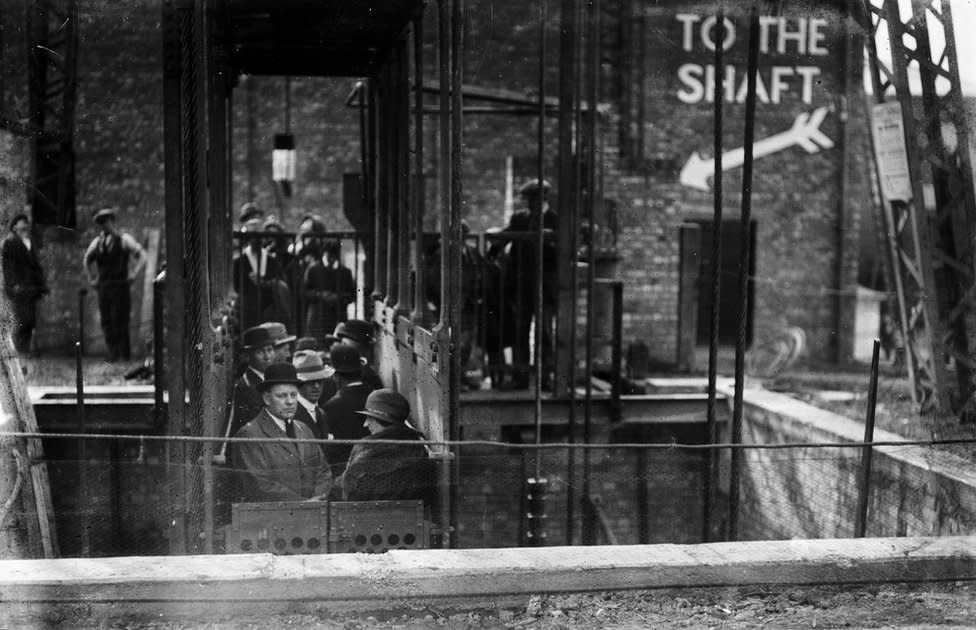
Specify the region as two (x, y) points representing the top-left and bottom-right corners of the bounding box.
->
(858, 0), (976, 417)
(27, 0), (78, 228)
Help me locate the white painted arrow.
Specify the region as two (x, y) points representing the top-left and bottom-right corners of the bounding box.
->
(679, 107), (835, 191)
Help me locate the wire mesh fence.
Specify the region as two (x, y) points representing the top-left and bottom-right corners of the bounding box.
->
(3, 430), (974, 558)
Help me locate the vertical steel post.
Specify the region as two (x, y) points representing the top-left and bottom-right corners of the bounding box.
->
(394, 36), (411, 315)
(727, 5), (759, 542)
(77, 289), (86, 357)
(610, 280), (622, 422)
(855, 339), (881, 538)
(449, 0), (465, 550)
(153, 271), (166, 432)
(581, 0), (601, 546)
(703, 5), (724, 544)
(372, 73), (388, 304)
(75, 341), (89, 557)
(533, 0), (547, 485)
(412, 13), (427, 325)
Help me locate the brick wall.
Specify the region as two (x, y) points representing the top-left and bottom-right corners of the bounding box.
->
(0, 0), (870, 364)
(729, 387), (976, 540)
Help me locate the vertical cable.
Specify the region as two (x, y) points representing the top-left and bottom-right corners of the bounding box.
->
(728, 5), (760, 542)
(703, 4), (724, 544)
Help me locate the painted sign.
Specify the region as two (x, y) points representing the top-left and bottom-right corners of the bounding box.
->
(679, 107), (834, 190)
(672, 14), (832, 106)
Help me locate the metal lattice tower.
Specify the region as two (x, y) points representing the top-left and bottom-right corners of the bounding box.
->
(27, 0), (78, 228)
(857, 0), (976, 417)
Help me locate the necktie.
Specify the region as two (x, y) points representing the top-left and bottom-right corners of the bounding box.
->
(285, 420), (296, 439)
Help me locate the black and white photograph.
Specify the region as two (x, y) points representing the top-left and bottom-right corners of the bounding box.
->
(0, 0), (975, 627)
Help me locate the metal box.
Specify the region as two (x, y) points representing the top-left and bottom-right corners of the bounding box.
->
(329, 500), (433, 553)
(227, 501), (329, 555)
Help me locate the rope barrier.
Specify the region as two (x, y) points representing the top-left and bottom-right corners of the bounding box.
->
(2, 430), (974, 451)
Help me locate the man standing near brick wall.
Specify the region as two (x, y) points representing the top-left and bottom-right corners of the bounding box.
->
(83, 208), (146, 361)
(2, 213), (48, 354)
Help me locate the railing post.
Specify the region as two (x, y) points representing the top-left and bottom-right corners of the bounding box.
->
(855, 339), (881, 538)
(525, 476), (549, 546)
(77, 288), (87, 357)
(153, 270), (166, 432)
(610, 280), (623, 422)
(75, 341), (90, 557)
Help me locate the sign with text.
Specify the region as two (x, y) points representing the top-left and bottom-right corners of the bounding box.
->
(870, 102), (913, 202)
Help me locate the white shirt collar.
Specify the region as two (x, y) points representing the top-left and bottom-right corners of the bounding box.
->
(20, 236), (31, 251)
(297, 394), (316, 415)
(266, 410), (290, 434)
(248, 367), (264, 381)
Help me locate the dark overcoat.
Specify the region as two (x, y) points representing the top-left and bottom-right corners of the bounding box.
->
(337, 423), (435, 503)
(235, 408), (333, 502)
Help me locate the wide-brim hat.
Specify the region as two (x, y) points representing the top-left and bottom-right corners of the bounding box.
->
(257, 362), (303, 390)
(517, 178), (552, 198)
(260, 321), (297, 346)
(93, 208), (116, 224)
(242, 326), (275, 350)
(238, 202), (264, 224)
(329, 344), (363, 375)
(293, 353), (334, 382)
(335, 320), (373, 346)
(8, 213), (28, 231)
(355, 388), (409, 425)
(294, 337), (323, 353)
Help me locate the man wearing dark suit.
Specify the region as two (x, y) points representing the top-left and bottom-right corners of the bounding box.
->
(228, 326), (276, 440)
(1, 213), (47, 354)
(320, 344), (372, 474)
(233, 204), (286, 329)
(337, 389), (434, 503)
(318, 319), (384, 403)
(303, 239), (355, 339)
(234, 362), (333, 502)
(293, 352), (333, 441)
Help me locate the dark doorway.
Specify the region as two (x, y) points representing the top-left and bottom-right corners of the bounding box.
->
(693, 219), (756, 346)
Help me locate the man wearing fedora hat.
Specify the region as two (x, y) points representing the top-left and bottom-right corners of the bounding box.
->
(234, 362), (333, 502)
(227, 326), (276, 439)
(292, 352), (334, 441)
(319, 344), (373, 473)
(233, 203), (290, 329)
(83, 208), (146, 362)
(336, 388), (434, 503)
(260, 321), (296, 363)
(2, 213), (48, 354)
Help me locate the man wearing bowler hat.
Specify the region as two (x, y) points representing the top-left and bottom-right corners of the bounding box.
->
(292, 352), (333, 441)
(336, 388), (434, 502)
(319, 344), (373, 473)
(234, 362), (333, 502)
(322, 319), (383, 398)
(83, 208), (146, 362)
(227, 325), (276, 439)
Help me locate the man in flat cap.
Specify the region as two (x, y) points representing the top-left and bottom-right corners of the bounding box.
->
(490, 178), (558, 389)
(2, 213), (48, 354)
(83, 208), (146, 362)
(336, 388), (434, 503)
(234, 362), (333, 502)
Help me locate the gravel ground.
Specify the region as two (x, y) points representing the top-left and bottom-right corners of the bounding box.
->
(22, 582), (976, 629)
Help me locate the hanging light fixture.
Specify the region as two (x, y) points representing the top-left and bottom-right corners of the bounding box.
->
(273, 76), (296, 197)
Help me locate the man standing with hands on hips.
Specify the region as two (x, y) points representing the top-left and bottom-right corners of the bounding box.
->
(83, 208), (146, 362)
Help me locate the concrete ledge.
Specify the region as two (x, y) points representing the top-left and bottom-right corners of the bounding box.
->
(1, 536), (974, 604)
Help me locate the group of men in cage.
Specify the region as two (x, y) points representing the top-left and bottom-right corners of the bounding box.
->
(222, 318), (434, 506)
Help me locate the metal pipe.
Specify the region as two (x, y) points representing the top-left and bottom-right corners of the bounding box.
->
(449, 0), (465, 549)
(394, 36), (411, 314)
(412, 12), (427, 325)
(855, 339), (881, 538)
(703, 5), (725, 545)
(153, 271), (166, 433)
(75, 341), (90, 557)
(728, 5), (760, 543)
(77, 289), (86, 357)
(533, 0), (546, 485)
(610, 280), (622, 422)
(372, 72), (388, 304)
(581, 0), (601, 546)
